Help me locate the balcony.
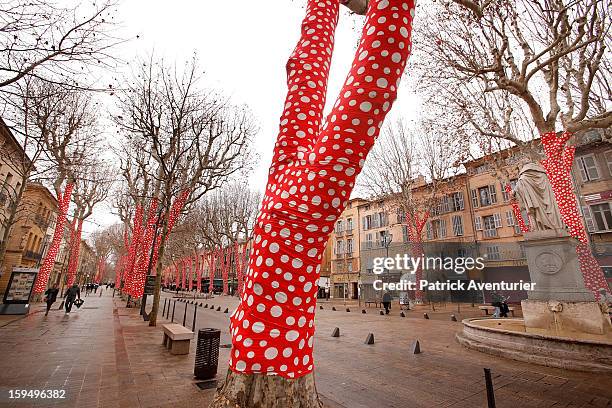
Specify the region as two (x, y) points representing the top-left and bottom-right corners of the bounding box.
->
(22, 250), (43, 261)
(33, 214), (49, 230)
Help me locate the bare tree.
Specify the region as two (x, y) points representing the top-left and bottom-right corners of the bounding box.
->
(417, 0), (610, 139)
(114, 56), (257, 326)
(0, 0), (122, 90)
(360, 119), (465, 301)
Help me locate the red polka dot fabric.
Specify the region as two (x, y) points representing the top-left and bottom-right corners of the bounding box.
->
(228, 0), (416, 379)
(33, 183), (74, 294)
(541, 132), (608, 299)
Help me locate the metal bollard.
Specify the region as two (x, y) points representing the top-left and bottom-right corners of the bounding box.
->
(162, 298), (167, 317)
(192, 304), (198, 332)
(484, 368), (496, 408)
(183, 302), (188, 326)
(194, 329), (221, 380)
(172, 300), (176, 323)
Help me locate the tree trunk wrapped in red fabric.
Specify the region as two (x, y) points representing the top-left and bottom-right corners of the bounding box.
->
(226, 0), (415, 380)
(33, 183), (74, 294)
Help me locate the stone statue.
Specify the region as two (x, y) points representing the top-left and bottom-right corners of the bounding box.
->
(514, 162), (564, 231)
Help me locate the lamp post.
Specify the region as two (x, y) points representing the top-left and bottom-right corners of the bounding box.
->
(383, 233), (393, 285)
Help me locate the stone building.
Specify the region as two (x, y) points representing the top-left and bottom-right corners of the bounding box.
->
(572, 130), (612, 285)
(329, 198), (366, 300)
(0, 183), (57, 296)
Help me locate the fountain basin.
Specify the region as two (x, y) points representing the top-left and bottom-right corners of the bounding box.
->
(457, 318), (612, 373)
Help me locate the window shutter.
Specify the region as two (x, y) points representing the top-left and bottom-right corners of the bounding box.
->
(505, 210), (515, 226)
(493, 213), (502, 228)
(426, 222), (433, 240)
(578, 158), (589, 182)
(471, 190), (479, 208)
(440, 218), (447, 238)
(581, 206), (596, 232)
(475, 216), (483, 231)
(458, 192), (464, 210)
(489, 185), (497, 204)
(502, 182), (509, 201)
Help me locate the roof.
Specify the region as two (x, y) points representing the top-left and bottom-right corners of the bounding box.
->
(0, 117), (32, 167)
(24, 182), (58, 209)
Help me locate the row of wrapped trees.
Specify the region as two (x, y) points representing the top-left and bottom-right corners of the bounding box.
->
(1, 0), (121, 292)
(111, 57), (257, 327)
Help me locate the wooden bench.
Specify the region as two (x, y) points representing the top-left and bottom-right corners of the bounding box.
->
(479, 305), (515, 317)
(162, 323), (194, 355)
(365, 299), (381, 308)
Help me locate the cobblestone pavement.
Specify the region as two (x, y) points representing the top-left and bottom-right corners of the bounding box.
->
(0, 290), (610, 408)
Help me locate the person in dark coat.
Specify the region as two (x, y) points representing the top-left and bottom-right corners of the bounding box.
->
(382, 291), (392, 315)
(64, 284), (81, 314)
(44, 283), (60, 316)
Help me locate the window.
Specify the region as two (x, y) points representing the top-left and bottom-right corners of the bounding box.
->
(426, 222), (433, 240)
(347, 218), (353, 232)
(363, 215), (372, 230)
(346, 239), (354, 254)
(396, 208), (406, 224)
(483, 215), (498, 238)
(335, 240), (344, 255)
(606, 150), (612, 176)
(502, 180), (517, 202)
(591, 203), (612, 231)
(489, 185), (497, 204)
(365, 233), (373, 249)
(505, 210), (515, 226)
(577, 155), (600, 182)
(441, 196), (451, 213)
(451, 192), (464, 211)
(431, 220), (440, 239)
(471, 190), (479, 208)
(486, 246), (501, 260)
(475, 216), (483, 231)
(402, 225), (409, 242)
(347, 263), (353, 272)
(493, 213), (502, 228)
(336, 220), (344, 233)
(452, 215), (463, 236)
(478, 187), (491, 206)
(581, 206), (596, 232)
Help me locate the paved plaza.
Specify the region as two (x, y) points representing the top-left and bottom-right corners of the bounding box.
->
(0, 290), (611, 408)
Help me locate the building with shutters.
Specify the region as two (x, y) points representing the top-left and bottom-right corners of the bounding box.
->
(572, 130), (612, 286)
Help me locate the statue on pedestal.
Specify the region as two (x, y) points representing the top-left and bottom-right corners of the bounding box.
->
(514, 162), (564, 232)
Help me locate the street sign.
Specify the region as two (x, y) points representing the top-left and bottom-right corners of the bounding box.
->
(144, 275), (156, 295)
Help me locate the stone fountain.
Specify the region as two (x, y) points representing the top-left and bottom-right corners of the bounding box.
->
(457, 163), (612, 372)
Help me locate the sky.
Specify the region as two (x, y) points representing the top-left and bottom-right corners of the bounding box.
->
(82, 0), (423, 236)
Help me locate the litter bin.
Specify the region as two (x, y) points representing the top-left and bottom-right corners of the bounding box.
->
(194, 328), (221, 380)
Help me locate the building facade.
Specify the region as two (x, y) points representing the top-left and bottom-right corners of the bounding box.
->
(0, 183), (57, 296)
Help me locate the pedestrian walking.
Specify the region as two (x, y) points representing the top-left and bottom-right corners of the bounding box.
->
(382, 290), (392, 315)
(44, 283), (60, 316)
(64, 284), (81, 314)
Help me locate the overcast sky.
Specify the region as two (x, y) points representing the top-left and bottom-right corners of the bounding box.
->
(82, 0), (422, 236)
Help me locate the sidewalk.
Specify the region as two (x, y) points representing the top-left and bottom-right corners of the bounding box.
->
(0, 291), (215, 408)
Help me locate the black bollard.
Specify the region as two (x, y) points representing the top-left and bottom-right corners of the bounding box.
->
(332, 306), (336, 311)
(365, 333), (375, 345)
(362, 309), (366, 314)
(204, 303), (208, 308)
(400, 311), (406, 317)
(331, 327), (340, 337)
(216, 306), (221, 312)
(224, 308), (229, 313)
(411, 340), (421, 354)
(346, 308), (350, 312)
(162, 299), (167, 317)
(423, 313), (429, 319)
(379, 310), (384, 315)
(183, 302), (188, 326)
(172, 300), (176, 323)
(451, 315), (457, 322)
(484, 368), (496, 408)
(192, 304), (198, 332)
(320, 305), (323, 310)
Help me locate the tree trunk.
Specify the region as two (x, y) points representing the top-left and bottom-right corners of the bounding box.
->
(149, 222), (168, 327)
(210, 370), (322, 408)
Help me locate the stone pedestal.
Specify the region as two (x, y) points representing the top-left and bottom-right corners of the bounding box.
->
(521, 230), (611, 336)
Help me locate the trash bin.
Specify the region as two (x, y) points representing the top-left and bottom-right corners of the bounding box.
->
(194, 328), (221, 380)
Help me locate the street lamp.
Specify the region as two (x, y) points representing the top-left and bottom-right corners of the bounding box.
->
(383, 233), (393, 284)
